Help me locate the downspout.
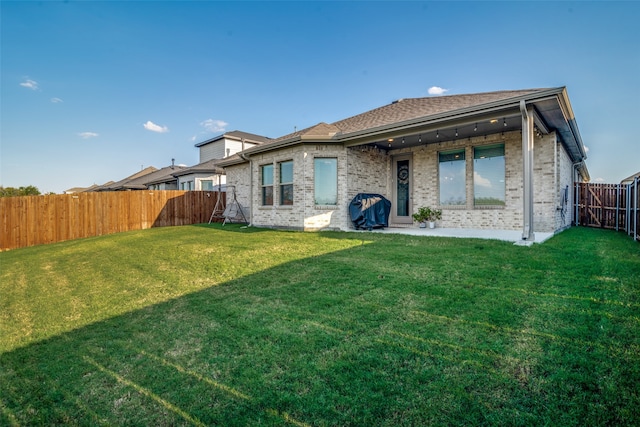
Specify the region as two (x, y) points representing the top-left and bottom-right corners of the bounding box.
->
(553, 136), (558, 228)
(238, 152), (252, 226)
(520, 100), (535, 241)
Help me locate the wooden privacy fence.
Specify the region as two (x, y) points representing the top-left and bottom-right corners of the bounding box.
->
(0, 191), (225, 251)
(574, 179), (639, 242)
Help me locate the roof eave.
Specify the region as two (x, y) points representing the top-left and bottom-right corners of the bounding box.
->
(339, 88), (567, 145)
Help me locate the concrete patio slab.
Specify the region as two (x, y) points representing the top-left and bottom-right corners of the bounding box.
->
(353, 226), (555, 245)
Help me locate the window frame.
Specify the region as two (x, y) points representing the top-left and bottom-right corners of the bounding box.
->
(278, 160), (294, 206)
(473, 144), (506, 207)
(260, 163), (274, 206)
(314, 157), (338, 206)
(438, 149), (466, 206)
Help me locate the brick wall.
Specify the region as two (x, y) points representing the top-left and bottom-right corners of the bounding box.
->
(225, 130), (574, 233)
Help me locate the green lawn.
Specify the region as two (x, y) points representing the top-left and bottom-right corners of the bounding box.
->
(1, 225), (639, 426)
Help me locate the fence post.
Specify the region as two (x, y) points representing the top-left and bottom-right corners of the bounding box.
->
(633, 176), (638, 241)
(574, 182), (579, 226)
(627, 182), (631, 237)
(615, 183), (620, 231)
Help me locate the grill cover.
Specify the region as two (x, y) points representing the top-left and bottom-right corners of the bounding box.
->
(349, 193), (391, 230)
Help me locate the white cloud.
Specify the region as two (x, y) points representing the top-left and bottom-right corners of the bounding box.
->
(474, 171), (492, 188)
(584, 145), (590, 153)
(201, 119), (228, 133)
(20, 78), (39, 90)
(143, 120), (169, 133)
(51, 97), (63, 103)
(428, 86), (448, 96)
(78, 132), (99, 139)
(594, 177), (605, 183)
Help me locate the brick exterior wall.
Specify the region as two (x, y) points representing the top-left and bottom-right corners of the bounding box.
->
(225, 130), (575, 234)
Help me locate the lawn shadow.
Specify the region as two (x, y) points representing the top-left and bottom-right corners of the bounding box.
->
(2, 227), (639, 426)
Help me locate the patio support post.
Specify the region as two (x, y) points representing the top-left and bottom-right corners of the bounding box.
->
(520, 100), (535, 241)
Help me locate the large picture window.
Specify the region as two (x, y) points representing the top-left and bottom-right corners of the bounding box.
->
(314, 158), (337, 205)
(261, 164), (273, 205)
(279, 160), (293, 205)
(474, 144), (505, 206)
(439, 150), (466, 205)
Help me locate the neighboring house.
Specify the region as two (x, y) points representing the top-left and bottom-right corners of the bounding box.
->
(195, 130), (271, 163)
(220, 87), (590, 241)
(92, 167), (158, 191)
(621, 172), (640, 185)
(131, 165), (186, 190)
(93, 165), (186, 191)
(64, 184), (99, 194)
(172, 159), (226, 191)
(174, 130), (270, 192)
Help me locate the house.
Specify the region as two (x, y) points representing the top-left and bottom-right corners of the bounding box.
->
(195, 130), (271, 163)
(220, 87), (589, 241)
(621, 172), (640, 186)
(93, 164), (186, 191)
(171, 130), (271, 191)
(92, 167), (158, 191)
(64, 184), (99, 194)
(172, 159), (226, 191)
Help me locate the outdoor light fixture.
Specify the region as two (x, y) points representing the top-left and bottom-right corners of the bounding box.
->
(455, 128), (458, 137)
(474, 123), (478, 131)
(402, 137), (405, 144)
(419, 134), (422, 143)
(490, 119), (498, 124)
(436, 130), (439, 138)
(503, 118), (507, 127)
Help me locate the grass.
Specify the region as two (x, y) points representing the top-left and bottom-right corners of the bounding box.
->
(1, 224), (639, 426)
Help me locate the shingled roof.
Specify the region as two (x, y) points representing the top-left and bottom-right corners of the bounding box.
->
(219, 87), (587, 166)
(269, 89), (544, 144)
(171, 158), (225, 177)
(332, 89), (544, 134)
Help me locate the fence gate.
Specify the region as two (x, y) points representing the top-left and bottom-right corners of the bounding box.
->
(574, 179), (639, 241)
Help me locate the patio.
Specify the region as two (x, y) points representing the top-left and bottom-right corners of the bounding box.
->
(356, 226), (555, 245)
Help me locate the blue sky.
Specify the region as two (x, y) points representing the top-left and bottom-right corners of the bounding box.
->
(2, 1), (639, 193)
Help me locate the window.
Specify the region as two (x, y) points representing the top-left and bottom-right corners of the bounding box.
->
(474, 144), (505, 206)
(261, 164), (274, 205)
(201, 180), (214, 191)
(314, 158), (337, 205)
(279, 161), (293, 205)
(439, 150), (466, 205)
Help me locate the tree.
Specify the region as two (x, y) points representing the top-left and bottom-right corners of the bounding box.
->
(0, 186), (42, 197)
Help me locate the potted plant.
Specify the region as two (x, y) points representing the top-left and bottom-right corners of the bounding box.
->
(412, 206), (442, 229)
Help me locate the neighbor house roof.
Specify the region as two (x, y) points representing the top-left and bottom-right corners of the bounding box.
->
(126, 165), (186, 188)
(194, 130), (271, 147)
(93, 167), (158, 191)
(219, 87), (587, 167)
(171, 159), (225, 177)
(621, 172), (640, 185)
